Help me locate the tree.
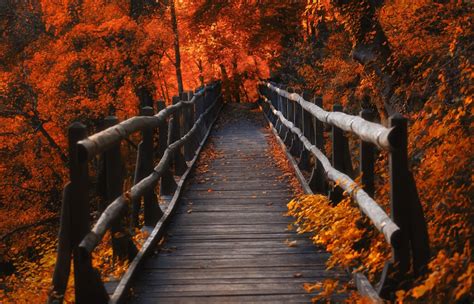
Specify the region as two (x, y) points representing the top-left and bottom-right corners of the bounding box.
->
(169, 0), (184, 94)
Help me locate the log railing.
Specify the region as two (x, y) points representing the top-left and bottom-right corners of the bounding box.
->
(258, 81), (430, 301)
(48, 82), (223, 304)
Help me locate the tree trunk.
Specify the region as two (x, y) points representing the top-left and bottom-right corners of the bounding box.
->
(231, 58), (241, 103)
(170, 0), (184, 95)
(31, 118), (68, 164)
(220, 64), (232, 102)
(136, 87), (154, 108)
(196, 59), (205, 87)
(331, 0), (401, 116)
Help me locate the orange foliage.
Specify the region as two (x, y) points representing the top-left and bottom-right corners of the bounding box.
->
(284, 1), (472, 302)
(1, 1), (299, 301)
(1, 0), (472, 302)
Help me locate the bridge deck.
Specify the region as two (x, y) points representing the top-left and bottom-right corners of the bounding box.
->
(130, 105), (344, 303)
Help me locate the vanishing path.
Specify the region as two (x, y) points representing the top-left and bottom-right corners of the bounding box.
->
(130, 104), (344, 303)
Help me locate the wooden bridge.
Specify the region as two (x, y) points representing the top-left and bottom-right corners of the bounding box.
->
(48, 81), (430, 303)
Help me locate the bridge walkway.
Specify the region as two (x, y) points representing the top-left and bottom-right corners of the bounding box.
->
(130, 104), (345, 303)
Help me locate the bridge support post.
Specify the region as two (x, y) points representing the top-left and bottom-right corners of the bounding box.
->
(183, 91), (196, 161)
(378, 114), (430, 298)
(272, 87), (281, 131)
(155, 101), (168, 159)
(271, 89), (280, 125)
(188, 90), (199, 155)
(277, 88), (288, 138)
(378, 114), (411, 298)
(199, 87), (209, 136)
(298, 90), (313, 170)
(157, 100), (177, 196)
(290, 89), (303, 156)
(160, 114), (178, 197)
(103, 116), (138, 261)
(283, 87), (295, 148)
(308, 96), (326, 194)
(328, 104), (353, 204)
(360, 109), (375, 197)
(134, 107), (163, 227)
(68, 123), (109, 303)
(170, 96), (188, 176)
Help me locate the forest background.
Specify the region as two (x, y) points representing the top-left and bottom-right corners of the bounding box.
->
(0, 0), (472, 302)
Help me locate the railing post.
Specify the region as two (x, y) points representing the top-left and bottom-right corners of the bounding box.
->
(170, 96), (188, 176)
(308, 96), (326, 193)
(271, 88), (279, 125)
(329, 104), (345, 204)
(298, 90), (313, 170)
(49, 183), (72, 303)
(274, 89), (283, 132)
(283, 87), (295, 147)
(313, 96), (324, 149)
(375, 115), (409, 298)
(388, 114), (411, 275)
(196, 88), (207, 140)
(328, 104), (354, 202)
(183, 91), (195, 161)
(103, 116), (137, 261)
(290, 89), (303, 155)
(190, 88), (202, 148)
(360, 109), (375, 197)
(277, 86), (288, 138)
(155, 100), (167, 159)
(133, 106), (163, 227)
(378, 114), (413, 297)
(201, 87), (210, 130)
(388, 115), (429, 278)
(160, 112), (178, 197)
(69, 122), (108, 303)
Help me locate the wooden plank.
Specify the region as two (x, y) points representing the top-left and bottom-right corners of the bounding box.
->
(187, 183), (289, 191)
(184, 191), (292, 200)
(156, 251), (323, 259)
(109, 100), (224, 304)
(168, 217), (292, 226)
(166, 224), (296, 234)
(354, 273), (383, 303)
(137, 267), (342, 280)
(134, 277), (326, 286)
(133, 294), (313, 304)
(164, 233), (310, 242)
(132, 282), (311, 294)
(174, 206), (288, 213)
(142, 255), (329, 269)
(128, 104), (346, 303)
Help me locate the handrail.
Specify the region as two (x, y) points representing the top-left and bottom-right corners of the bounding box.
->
(48, 81), (223, 303)
(79, 94), (221, 254)
(264, 82), (395, 150)
(78, 83), (219, 161)
(262, 95), (400, 247)
(258, 81), (430, 301)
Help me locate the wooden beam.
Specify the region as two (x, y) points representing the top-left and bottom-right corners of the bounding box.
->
(264, 82), (394, 150)
(261, 96), (400, 248)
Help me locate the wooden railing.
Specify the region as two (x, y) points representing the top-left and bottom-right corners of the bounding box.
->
(48, 82), (223, 304)
(258, 81), (430, 301)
